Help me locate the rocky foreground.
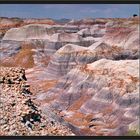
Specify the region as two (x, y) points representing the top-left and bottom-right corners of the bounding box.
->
(0, 67), (74, 136)
(0, 17), (140, 136)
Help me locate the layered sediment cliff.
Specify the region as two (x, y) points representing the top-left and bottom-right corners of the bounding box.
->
(0, 17), (139, 136)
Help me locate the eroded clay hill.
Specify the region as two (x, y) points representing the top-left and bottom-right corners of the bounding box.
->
(38, 59), (139, 136)
(0, 17), (139, 136)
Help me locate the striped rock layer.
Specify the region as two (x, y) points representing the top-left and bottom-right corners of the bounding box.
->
(0, 17), (139, 136)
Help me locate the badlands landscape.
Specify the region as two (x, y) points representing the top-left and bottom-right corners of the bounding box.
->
(0, 16), (140, 136)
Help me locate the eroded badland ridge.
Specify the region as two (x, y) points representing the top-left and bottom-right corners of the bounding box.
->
(0, 16), (140, 136)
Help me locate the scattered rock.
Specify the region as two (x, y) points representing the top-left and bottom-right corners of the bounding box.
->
(0, 67), (74, 136)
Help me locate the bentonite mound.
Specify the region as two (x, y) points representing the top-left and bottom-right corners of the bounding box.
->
(37, 59), (139, 136)
(44, 21), (139, 79)
(0, 17), (139, 136)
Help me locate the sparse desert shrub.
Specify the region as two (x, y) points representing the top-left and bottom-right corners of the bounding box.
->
(126, 130), (140, 136)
